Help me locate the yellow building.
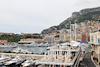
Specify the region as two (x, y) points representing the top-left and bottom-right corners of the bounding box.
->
(90, 32), (100, 65)
(59, 31), (66, 42)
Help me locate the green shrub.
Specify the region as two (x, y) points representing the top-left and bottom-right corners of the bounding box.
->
(3, 51), (6, 53)
(71, 54), (74, 59)
(66, 40), (70, 43)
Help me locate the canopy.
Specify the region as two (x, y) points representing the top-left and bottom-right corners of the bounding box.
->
(71, 41), (80, 46)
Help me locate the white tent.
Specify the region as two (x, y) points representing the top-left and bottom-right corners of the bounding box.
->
(70, 41), (80, 46)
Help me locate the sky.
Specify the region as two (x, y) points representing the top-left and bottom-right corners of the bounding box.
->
(0, 0), (100, 34)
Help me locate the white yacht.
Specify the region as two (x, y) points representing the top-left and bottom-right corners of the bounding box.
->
(21, 59), (35, 67)
(38, 42), (49, 47)
(18, 41), (35, 46)
(5, 56), (24, 66)
(0, 54), (11, 63)
(13, 47), (32, 54)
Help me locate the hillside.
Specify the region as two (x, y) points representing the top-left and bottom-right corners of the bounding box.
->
(41, 7), (100, 34)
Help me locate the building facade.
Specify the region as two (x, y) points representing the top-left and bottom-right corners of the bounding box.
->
(90, 32), (100, 65)
(59, 31), (67, 42)
(82, 33), (89, 42)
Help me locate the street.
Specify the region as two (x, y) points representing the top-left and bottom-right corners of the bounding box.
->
(83, 52), (95, 67)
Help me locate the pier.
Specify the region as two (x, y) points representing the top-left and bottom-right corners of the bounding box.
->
(0, 53), (44, 59)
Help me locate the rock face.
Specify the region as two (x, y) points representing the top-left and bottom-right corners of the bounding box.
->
(41, 7), (100, 34)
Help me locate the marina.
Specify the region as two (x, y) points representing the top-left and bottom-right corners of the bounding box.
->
(0, 22), (89, 67)
(36, 41), (81, 67)
(0, 53), (44, 67)
(0, 41), (89, 67)
(0, 46), (47, 54)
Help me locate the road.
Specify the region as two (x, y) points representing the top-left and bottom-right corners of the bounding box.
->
(83, 52), (96, 67)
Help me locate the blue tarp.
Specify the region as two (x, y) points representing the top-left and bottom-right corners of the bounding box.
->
(80, 42), (88, 44)
(61, 42), (66, 43)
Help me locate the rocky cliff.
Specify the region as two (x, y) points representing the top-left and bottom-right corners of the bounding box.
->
(41, 7), (100, 34)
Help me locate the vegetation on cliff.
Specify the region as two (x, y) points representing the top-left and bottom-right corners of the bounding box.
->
(0, 34), (42, 42)
(0, 34), (21, 42)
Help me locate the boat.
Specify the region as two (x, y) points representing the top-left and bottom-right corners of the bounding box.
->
(21, 59), (36, 67)
(0, 54), (11, 65)
(46, 47), (51, 50)
(12, 47), (32, 54)
(0, 43), (17, 48)
(5, 56), (25, 66)
(18, 41), (35, 46)
(37, 42), (50, 47)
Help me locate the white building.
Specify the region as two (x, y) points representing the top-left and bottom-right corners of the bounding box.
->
(36, 41), (81, 67)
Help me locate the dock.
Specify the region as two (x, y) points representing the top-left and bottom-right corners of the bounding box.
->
(0, 53), (44, 59)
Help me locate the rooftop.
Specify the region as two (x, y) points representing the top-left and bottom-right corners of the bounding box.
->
(36, 42), (81, 66)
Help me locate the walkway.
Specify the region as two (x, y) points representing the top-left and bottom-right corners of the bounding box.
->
(0, 53), (44, 59)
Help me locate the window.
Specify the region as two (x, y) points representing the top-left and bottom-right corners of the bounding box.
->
(98, 38), (100, 43)
(91, 35), (93, 42)
(95, 34), (97, 43)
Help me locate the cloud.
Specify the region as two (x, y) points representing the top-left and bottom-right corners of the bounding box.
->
(74, 0), (100, 10)
(0, 0), (100, 33)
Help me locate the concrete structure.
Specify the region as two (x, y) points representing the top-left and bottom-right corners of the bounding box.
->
(90, 32), (100, 65)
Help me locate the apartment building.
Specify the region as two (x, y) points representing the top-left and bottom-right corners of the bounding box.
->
(59, 31), (67, 42)
(90, 32), (100, 65)
(82, 33), (89, 42)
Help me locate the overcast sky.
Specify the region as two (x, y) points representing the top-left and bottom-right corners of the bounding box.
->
(0, 0), (100, 34)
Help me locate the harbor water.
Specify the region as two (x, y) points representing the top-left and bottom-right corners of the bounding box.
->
(0, 46), (47, 54)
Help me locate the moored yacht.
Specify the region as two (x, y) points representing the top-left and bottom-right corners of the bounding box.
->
(5, 56), (25, 66)
(13, 47), (32, 54)
(37, 42), (49, 47)
(18, 41), (35, 46)
(21, 59), (36, 67)
(0, 54), (11, 65)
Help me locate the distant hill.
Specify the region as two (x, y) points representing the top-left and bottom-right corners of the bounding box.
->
(41, 7), (100, 34)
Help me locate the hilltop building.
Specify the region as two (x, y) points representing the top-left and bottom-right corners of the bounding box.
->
(0, 40), (8, 44)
